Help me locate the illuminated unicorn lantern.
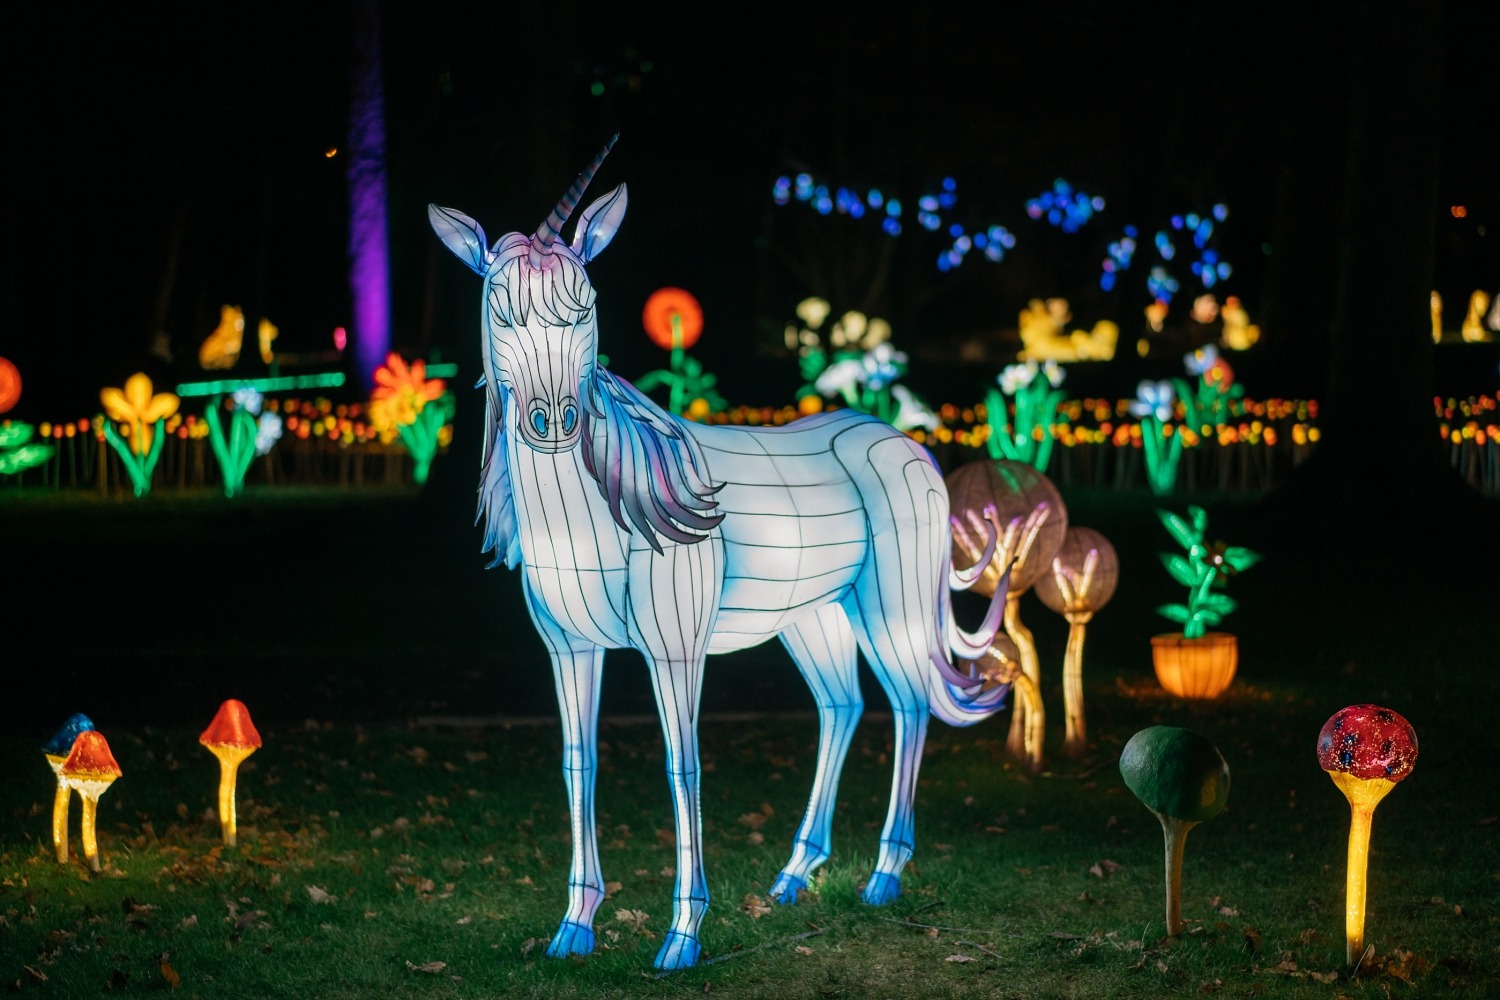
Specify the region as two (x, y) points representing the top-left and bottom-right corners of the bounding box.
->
(429, 136), (1013, 971)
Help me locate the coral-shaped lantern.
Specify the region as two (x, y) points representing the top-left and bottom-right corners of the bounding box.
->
(1032, 527), (1119, 757)
(1317, 704), (1418, 966)
(200, 699), (262, 847)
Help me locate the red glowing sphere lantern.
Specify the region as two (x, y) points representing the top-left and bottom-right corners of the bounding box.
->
(0, 356), (21, 414)
(643, 288), (703, 350)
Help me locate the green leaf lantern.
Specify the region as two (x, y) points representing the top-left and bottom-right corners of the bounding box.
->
(1120, 726), (1230, 936)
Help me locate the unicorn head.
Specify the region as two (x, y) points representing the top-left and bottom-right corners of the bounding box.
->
(428, 136), (628, 453)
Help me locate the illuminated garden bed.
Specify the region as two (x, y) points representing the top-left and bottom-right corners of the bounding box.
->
(4, 390), (1498, 497)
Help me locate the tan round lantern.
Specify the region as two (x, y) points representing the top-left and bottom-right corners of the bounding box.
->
(945, 459), (1068, 760)
(1033, 527), (1119, 757)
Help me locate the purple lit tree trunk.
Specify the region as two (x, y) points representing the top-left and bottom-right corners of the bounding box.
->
(348, 0), (391, 390)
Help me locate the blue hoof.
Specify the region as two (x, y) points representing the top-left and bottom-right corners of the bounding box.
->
(768, 872), (807, 905)
(654, 929), (702, 970)
(861, 871), (902, 906)
(545, 920), (595, 958)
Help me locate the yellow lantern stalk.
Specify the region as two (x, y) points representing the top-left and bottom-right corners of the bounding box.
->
(45, 754), (70, 863)
(1316, 703), (1418, 968)
(1328, 770), (1395, 965)
(208, 744), (256, 847)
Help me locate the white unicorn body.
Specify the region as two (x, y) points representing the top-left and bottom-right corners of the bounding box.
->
(430, 137), (1011, 970)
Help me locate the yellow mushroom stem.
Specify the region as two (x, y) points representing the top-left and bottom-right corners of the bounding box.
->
(1154, 811), (1199, 937)
(1328, 770), (1396, 965)
(1061, 611), (1093, 757)
(45, 754), (70, 863)
(209, 745), (256, 847)
(66, 775), (115, 871)
(1003, 594), (1040, 759)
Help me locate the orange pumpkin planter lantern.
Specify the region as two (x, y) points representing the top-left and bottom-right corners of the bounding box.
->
(1151, 506), (1259, 699)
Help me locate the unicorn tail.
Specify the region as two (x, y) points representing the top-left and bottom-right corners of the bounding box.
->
(928, 507), (1016, 727)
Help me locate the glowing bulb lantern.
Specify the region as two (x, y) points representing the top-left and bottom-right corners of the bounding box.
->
(1317, 704), (1418, 966)
(0, 355), (22, 414)
(58, 730), (122, 871)
(42, 713), (96, 863)
(1120, 726), (1230, 937)
(946, 460), (1067, 760)
(200, 699), (262, 847)
(1032, 528), (1118, 757)
(642, 287), (703, 351)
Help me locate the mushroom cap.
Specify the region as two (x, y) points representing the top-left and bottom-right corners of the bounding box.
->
(59, 730), (122, 780)
(1119, 725), (1230, 822)
(1316, 704), (1417, 782)
(43, 713), (96, 757)
(200, 699), (262, 750)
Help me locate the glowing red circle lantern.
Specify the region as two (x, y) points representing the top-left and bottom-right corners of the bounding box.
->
(0, 356), (20, 414)
(642, 288), (703, 350)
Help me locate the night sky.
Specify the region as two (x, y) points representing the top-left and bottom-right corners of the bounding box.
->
(2, 2), (1494, 418)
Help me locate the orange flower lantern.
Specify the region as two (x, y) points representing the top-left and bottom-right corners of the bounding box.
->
(0, 356), (21, 414)
(642, 287), (703, 351)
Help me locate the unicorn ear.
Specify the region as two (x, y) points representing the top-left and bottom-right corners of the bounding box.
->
(428, 204), (495, 275)
(570, 183), (628, 263)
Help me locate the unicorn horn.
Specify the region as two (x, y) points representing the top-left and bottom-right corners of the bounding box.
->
(528, 134), (619, 269)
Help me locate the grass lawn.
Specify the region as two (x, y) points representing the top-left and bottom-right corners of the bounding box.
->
(1, 478), (1496, 997)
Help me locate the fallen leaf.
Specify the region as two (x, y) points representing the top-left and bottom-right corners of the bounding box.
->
(405, 960), (447, 974)
(160, 960), (181, 989)
(1049, 932), (1083, 941)
(747, 831), (765, 846)
(740, 894), (773, 919)
(456, 915), (472, 925)
(179, 915), (198, 930)
(23, 966), (47, 983)
(945, 954), (975, 963)
(738, 812), (768, 830)
(604, 881), (622, 898)
(1242, 926), (1263, 952)
(520, 937), (548, 955)
(306, 885), (336, 904)
(1217, 906), (1240, 916)
(615, 908), (652, 932)
(795, 945), (815, 956)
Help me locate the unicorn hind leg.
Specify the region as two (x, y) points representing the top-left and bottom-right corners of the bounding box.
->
(770, 604), (862, 904)
(844, 587), (936, 907)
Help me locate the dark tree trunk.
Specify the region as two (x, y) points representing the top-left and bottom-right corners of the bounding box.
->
(1249, 0), (1495, 569)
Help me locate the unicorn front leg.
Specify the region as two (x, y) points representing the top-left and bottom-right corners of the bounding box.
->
(540, 632), (607, 959)
(645, 653), (711, 970)
(770, 605), (862, 904)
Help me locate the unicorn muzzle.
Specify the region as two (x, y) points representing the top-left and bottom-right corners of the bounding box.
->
(520, 393), (582, 451)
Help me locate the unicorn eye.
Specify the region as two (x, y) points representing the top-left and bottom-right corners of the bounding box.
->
(562, 404), (578, 434)
(530, 408), (548, 436)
